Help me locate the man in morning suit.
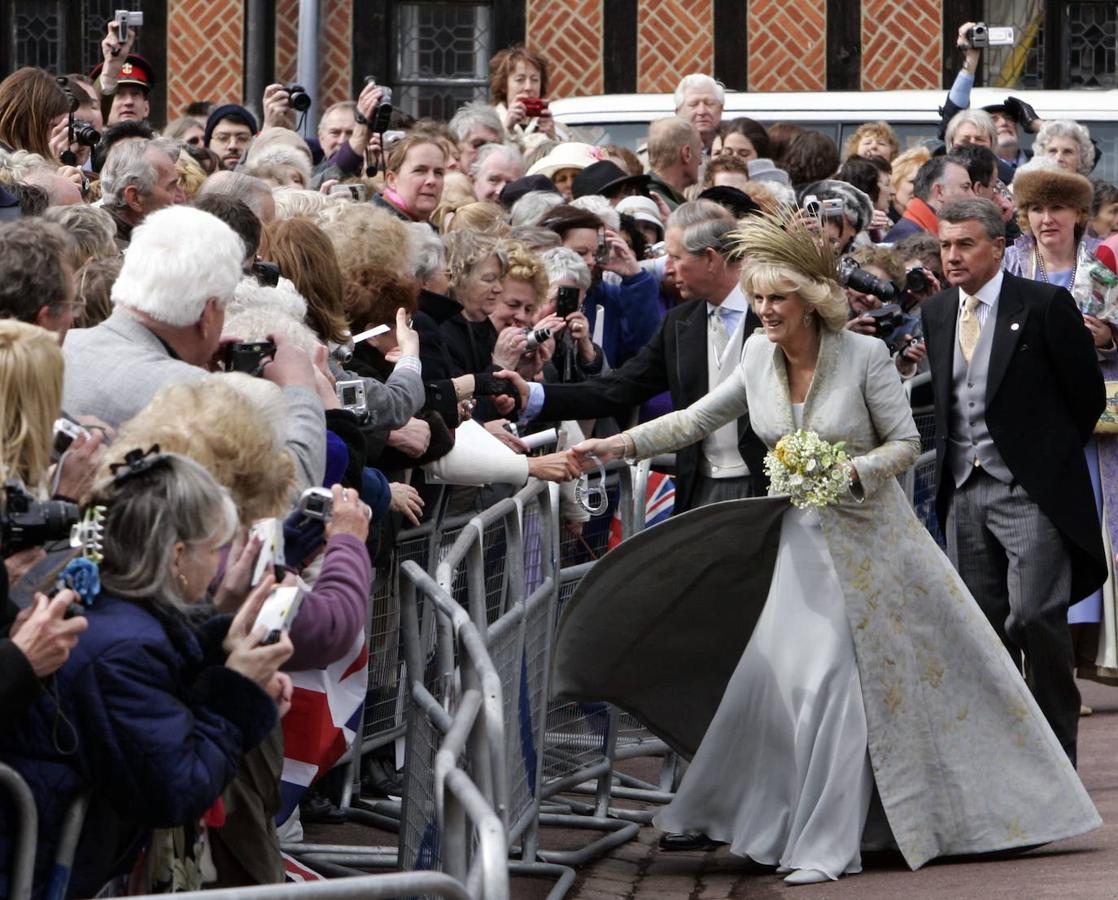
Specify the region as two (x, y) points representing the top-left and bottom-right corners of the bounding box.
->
(507, 199), (766, 510)
(922, 197), (1106, 764)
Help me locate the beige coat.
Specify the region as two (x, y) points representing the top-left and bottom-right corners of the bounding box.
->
(619, 326), (1101, 869)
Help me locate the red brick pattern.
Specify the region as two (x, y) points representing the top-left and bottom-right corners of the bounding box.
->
(318, 0), (353, 108)
(167, 0), (245, 114)
(861, 0), (941, 89)
(274, 0), (299, 84)
(747, 0), (826, 92)
(526, 0), (603, 99)
(637, 0), (714, 93)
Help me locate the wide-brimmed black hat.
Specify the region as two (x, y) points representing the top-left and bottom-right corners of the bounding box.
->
(572, 160), (650, 200)
(698, 185), (761, 219)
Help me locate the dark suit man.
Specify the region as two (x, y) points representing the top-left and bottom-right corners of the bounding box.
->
(509, 201), (766, 511)
(922, 198), (1105, 763)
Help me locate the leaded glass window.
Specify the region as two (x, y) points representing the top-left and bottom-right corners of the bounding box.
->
(981, 0), (1046, 89)
(1065, 2), (1117, 89)
(11, 0), (66, 72)
(395, 2), (492, 121)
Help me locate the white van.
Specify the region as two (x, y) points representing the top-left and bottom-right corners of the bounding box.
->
(550, 88), (1118, 184)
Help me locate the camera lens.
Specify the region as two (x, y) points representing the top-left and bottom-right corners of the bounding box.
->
(286, 85), (312, 112)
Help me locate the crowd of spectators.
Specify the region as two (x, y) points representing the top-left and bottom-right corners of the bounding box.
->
(0, 13), (1117, 896)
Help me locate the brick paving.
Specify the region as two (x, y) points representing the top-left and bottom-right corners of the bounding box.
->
(564, 679), (1118, 900)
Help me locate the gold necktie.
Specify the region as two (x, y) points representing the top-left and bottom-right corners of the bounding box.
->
(958, 295), (981, 363)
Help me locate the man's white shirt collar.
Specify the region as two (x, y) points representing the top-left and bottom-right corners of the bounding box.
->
(708, 283), (749, 316)
(958, 268), (1004, 310)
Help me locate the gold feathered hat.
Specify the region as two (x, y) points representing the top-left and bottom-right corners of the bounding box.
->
(729, 207), (840, 287)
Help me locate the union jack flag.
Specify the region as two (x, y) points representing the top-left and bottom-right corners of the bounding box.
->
(277, 632), (369, 825)
(607, 471), (675, 550)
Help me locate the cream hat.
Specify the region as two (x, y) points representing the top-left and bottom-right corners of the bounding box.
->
(526, 142), (603, 179)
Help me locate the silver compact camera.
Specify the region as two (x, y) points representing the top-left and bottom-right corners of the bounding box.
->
(335, 379), (368, 420)
(524, 326), (552, 352)
(965, 23), (1014, 49)
(297, 486), (333, 522)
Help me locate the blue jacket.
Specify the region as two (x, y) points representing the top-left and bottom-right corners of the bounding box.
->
(584, 269), (663, 368)
(0, 594), (277, 899)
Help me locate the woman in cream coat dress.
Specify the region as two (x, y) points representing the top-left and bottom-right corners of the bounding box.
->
(566, 213), (1100, 885)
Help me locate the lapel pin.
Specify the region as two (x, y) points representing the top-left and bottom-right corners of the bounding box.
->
(1010, 323), (1020, 331)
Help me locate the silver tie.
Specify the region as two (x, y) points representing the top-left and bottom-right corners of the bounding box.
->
(710, 307), (729, 360)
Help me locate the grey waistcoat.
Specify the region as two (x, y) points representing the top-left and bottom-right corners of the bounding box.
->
(947, 303), (1013, 487)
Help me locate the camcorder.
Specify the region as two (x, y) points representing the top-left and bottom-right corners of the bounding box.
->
(803, 195), (844, 220)
(360, 76), (394, 134)
(335, 379), (368, 421)
(113, 9), (143, 49)
(222, 340), (276, 376)
(964, 23), (1014, 50)
(1, 479), (79, 556)
(284, 84), (312, 113)
(838, 257), (923, 354)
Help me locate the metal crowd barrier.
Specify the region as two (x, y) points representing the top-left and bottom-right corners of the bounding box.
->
(0, 763), (37, 900)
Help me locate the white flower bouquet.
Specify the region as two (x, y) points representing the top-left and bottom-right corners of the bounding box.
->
(764, 429), (851, 510)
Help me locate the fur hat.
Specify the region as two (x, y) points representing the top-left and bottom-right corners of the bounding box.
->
(1011, 158), (1092, 213)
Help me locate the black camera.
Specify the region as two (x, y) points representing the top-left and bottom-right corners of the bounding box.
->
(222, 340), (276, 375)
(556, 286), (580, 318)
(360, 77), (394, 133)
(524, 326), (552, 352)
(864, 304), (905, 338)
(905, 266), (931, 295)
(250, 260), (281, 287)
(1, 480), (79, 556)
(285, 84), (312, 113)
(56, 77), (101, 163)
(839, 257), (898, 303)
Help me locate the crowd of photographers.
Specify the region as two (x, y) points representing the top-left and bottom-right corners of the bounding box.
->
(0, 12), (1116, 895)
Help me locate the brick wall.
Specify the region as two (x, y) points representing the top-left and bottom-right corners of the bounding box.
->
(526, 0), (604, 98)
(637, 0), (713, 93)
(861, 0), (942, 90)
(274, 0), (298, 84)
(167, 0), (245, 115)
(319, 0), (353, 108)
(747, 0), (826, 92)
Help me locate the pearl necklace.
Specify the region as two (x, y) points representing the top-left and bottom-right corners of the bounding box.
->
(1034, 246), (1076, 287)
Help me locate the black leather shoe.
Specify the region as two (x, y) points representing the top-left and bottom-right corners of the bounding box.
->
(658, 831), (724, 851)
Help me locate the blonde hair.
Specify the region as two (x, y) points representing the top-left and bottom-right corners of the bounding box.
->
(843, 121), (900, 161)
(504, 240), (548, 303)
(445, 201), (509, 235)
(742, 264), (847, 332)
(0, 322), (62, 494)
(273, 188), (334, 220)
(42, 204), (117, 269)
(890, 146), (931, 196)
(107, 379), (296, 522)
(445, 229), (506, 298)
(320, 202), (412, 280)
(176, 150), (208, 198)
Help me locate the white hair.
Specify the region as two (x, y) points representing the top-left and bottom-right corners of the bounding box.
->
(406, 222), (446, 281)
(945, 108), (997, 149)
(673, 74), (725, 109)
(510, 190), (563, 228)
(101, 138), (181, 211)
(448, 102), (505, 143)
(539, 246), (591, 291)
(243, 145), (313, 187)
(218, 371), (286, 443)
(1034, 119), (1095, 176)
(228, 274), (308, 320)
(571, 194), (619, 231)
(0, 148), (52, 184)
(111, 206), (244, 326)
(273, 188), (334, 220)
(222, 303), (319, 358)
(198, 171), (273, 219)
(471, 143), (524, 179)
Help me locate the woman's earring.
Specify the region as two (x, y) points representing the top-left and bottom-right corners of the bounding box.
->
(177, 572), (189, 593)
(803, 312), (813, 327)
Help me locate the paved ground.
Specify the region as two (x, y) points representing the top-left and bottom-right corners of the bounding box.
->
(564, 679), (1118, 900)
(305, 679), (1117, 899)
